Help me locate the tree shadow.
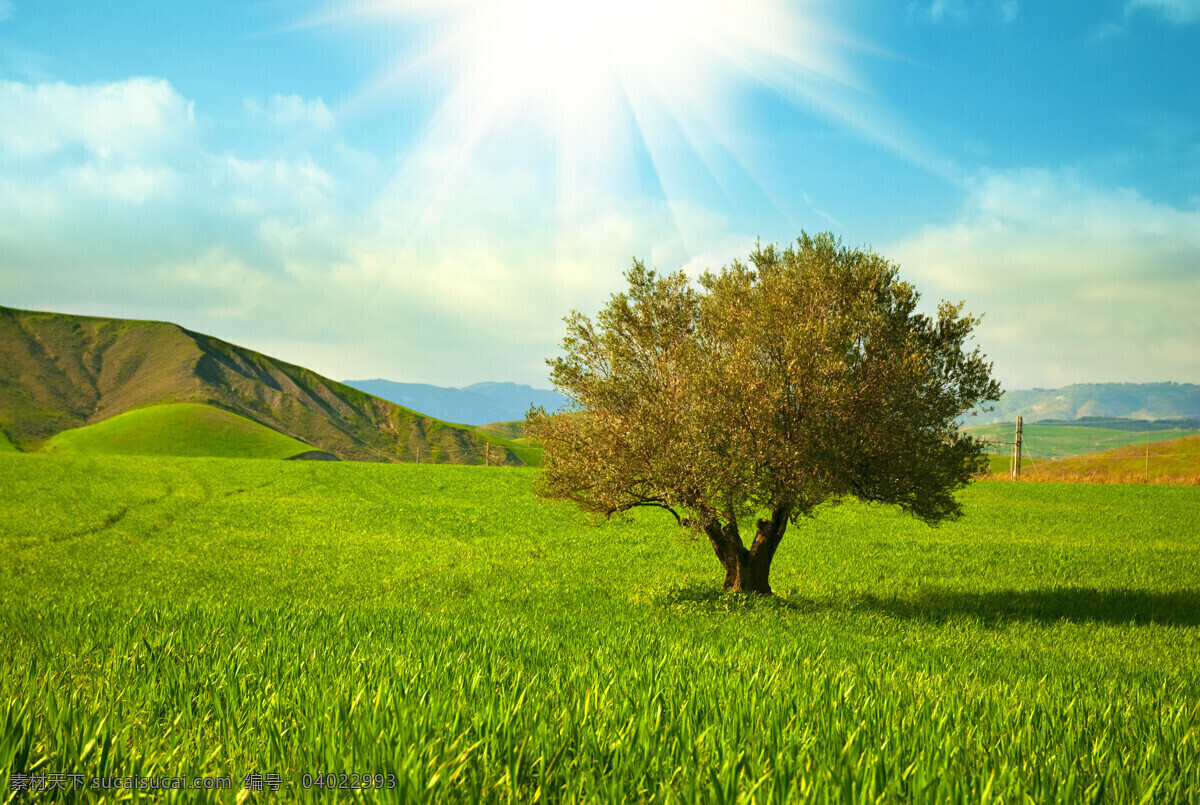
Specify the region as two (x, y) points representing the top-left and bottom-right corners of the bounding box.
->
(854, 587), (1200, 627)
(658, 583), (818, 614)
(659, 583), (1200, 627)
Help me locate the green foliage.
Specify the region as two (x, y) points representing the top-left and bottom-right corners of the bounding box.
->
(41, 403), (315, 459)
(1, 452), (1198, 802)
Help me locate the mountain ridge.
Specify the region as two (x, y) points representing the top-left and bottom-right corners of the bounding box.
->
(969, 382), (1199, 424)
(344, 379), (569, 426)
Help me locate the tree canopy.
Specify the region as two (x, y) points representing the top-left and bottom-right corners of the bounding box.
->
(526, 233), (1001, 594)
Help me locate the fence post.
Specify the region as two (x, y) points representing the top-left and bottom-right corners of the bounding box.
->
(1011, 416), (1023, 480)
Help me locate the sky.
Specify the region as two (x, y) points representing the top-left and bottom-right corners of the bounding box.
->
(1, 0), (1197, 391)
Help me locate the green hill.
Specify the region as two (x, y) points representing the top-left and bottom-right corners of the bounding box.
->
(0, 306), (523, 465)
(42, 403), (317, 459)
(965, 422), (1200, 461)
(0, 429), (17, 452)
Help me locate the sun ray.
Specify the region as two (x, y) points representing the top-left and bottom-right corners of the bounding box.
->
(315, 0), (936, 258)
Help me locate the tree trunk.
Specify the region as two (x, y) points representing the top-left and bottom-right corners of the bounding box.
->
(706, 505), (791, 595)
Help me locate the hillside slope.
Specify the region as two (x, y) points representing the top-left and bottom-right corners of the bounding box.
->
(0, 306), (523, 464)
(43, 403), (319, 460)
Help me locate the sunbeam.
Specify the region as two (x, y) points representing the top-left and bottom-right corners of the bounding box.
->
(314, 0), (926, 253)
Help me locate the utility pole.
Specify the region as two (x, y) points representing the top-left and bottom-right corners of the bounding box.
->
(1010, 416), (1023, 480)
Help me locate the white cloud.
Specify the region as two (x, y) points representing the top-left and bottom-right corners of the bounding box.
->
(1, 76), (749, 386)
(164, 249), (272, 318)
(244, 94), (335, 130)
(208, 154), (337, 215)
(888, 168), (1200, 388)
(906, 0), (1019, 23)
(1126, 0), (1200, 22)
(3, 77), (1192, 390)
(63, 163), (181, 204)
(0, 77), (194, 160)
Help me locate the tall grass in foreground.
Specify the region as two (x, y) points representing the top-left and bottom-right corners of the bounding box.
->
(1, 454), (1198, 802)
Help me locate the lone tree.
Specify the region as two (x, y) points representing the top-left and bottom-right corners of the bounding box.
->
(526, 233), (1001, 595)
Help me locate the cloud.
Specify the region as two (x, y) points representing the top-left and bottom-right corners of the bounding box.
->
(1126, 0), (1200, 22)
(3, 78), (1193, 391)
(888, 168), (1200, 388)
(1, 75), (751, 386)
(906, 0), (1019, 24)
(244, 94), (335, 130)
(0, 77), (194, 160)
(62, 163), (182, 204)
(207, 154), (337, 215)
(1097, 0), (1200, 38)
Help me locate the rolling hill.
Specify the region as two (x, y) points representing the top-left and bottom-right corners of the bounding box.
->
(0, 306), (526, 465)
(42, 403), (321, 459)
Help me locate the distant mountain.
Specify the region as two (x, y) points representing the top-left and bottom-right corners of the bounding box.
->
(967, 383), (1200, 424)
(344, 379), (570, 426)
(0, 306), (525, 465)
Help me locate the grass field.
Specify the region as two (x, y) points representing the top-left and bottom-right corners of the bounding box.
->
(0, 430), (16, 452)
(2, 453), (1198, 802)
(993, 434), (1200, 485)
(965, 422), (1200, 462)
(41, 403), (316, 460)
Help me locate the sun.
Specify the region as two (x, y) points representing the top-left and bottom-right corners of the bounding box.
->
(315, 0), (875, 237)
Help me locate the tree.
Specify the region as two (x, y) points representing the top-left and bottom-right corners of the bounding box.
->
(526, 233), (1001, 595)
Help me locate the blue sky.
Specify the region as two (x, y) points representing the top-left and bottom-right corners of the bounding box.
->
(1, 0), (1197, 390)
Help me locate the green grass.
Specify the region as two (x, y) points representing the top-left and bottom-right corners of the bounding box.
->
(41, 403), (315, 460)
(1, 453), (1198, 802)
(0, 430), (16, 452)
(965, 422), (1200, 461)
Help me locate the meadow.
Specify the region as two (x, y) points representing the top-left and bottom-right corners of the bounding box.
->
(2, 453), (1198, 803)
(965, 422), (1200, 462)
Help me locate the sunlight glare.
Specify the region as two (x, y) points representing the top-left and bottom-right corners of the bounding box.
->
(322, 0), (888, 248)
